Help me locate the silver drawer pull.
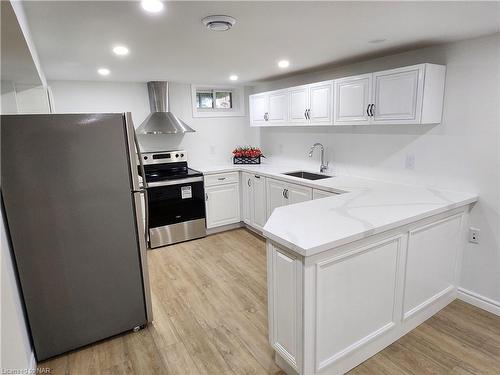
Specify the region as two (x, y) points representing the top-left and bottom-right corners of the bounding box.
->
(218, 177), (226, 181)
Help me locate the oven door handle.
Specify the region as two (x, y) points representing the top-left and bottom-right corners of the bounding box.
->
(145, 176), (204, 187)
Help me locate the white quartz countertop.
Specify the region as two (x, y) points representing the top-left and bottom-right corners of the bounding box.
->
(192, 162), (478, 257)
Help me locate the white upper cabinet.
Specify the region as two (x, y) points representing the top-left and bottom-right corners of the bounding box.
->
(249, 80), (333, 127)
(268, 90), (288, 123)
(308, 81), (333, 125)
(249, 93), (268, 126)
(288, 86), (310, 124)
(334, 64), (446, 126)
(334, 74), (371, 125)
(372, 65), (423, 124)
(250, 63), (445, 127)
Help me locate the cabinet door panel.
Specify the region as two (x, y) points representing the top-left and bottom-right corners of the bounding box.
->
(287, 183), (312, 205)
(252, 175), (267, 230)
(267, 179), (286, 218)
(250, 94), (268, 126)
(334, 74), (371, 125)
(372, 66), (423, 124)
(241, 172), (252, 224)
(288, 86), (309, 124)
(268, 243), (301, 370)
(268, 90), (288, 124)
(309, 82), (333, 125)
(205, 184), (240, 228)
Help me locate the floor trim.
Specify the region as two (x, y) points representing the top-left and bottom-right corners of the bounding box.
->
(457, 288), (500, 316)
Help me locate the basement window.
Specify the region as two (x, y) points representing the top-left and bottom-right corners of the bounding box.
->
(191, 85), (245, 117)
(196, 89), (233, 109)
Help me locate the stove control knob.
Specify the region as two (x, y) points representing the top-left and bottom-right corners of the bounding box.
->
(180, 153), (184, 157)
(175, 153), (179, 158)
(143, 156), (148, 160)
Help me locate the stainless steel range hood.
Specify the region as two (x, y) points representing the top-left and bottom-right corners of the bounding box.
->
(137, 81), (195, 134)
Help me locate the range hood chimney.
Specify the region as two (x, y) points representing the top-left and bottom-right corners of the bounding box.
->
(136, 81), (195, 134)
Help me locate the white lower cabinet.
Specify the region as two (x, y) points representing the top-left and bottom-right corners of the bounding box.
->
(266, 178), (313, 217)
(241, 172), (268, 231)
(267, 209), (467, 374)
(205, 180), (240, 229)
(313, 189), (338, 200)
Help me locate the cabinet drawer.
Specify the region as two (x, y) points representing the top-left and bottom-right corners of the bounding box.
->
(204, 172), (240, 187)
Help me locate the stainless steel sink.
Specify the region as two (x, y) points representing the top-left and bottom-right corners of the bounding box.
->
(283, 171), (332, 180)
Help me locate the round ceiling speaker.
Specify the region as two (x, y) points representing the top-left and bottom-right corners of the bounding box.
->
(202, 15), (237, 32)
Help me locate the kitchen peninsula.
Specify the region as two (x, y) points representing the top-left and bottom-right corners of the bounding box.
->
(195, 163), (478, 375)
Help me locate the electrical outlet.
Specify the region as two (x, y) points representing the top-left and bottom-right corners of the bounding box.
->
(405, 154), (415, 170)
(469, 227), (480, 244)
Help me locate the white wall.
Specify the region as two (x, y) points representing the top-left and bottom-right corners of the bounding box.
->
(1, 81), (18, 114)
(1, 82), (35, 371)
(49, 80), (259, 166)
(255, 33), (500, 309)
(0, 210), (35, 371)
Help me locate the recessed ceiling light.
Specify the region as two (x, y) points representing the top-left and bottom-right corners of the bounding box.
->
(368, 38), (387, 44)
(278, 60), (290, 68)
(229, 75), (238, 81)
(202, 15), (237, 32)
(112, 45), (129, 56)
(141, 0), (164, 13)
(97, 68), (110, 76)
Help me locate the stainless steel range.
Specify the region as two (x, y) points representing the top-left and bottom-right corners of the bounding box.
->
(139, 150), (206, 248)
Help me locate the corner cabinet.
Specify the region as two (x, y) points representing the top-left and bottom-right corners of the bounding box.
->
(266, 178), (313, 217)
(334, 64), (446, 125)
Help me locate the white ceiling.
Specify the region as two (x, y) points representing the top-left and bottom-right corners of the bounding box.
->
(21, 1), (500, 84)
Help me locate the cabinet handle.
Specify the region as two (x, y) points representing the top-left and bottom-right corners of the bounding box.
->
(282, 189), (286, 198)
(285, 189), (289, 199)
(264, 112), (269, 121)
(366, 104), (370, 117)
(205, 193), (208, 201)
(307, 109), (311, 119)
(254, 175), (260, 179)
(247, 178), (251, 186)
(370, 104), (375, 117)
(304, 110), (308, 119)
(217, 177), (226, 181)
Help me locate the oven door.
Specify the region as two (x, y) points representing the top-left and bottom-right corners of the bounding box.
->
(147, 177), (206, 248)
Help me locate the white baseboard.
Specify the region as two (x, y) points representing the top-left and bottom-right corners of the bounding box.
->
(457, 288), (500, 316)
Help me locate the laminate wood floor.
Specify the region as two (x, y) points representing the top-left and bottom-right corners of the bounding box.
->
(39, 228), (500, 375)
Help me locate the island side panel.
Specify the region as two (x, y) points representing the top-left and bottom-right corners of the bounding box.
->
(267, 241), (304, 372)
(266, 206), (470, 375)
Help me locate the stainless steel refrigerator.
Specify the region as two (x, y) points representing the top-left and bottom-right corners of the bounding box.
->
(1, 113), (152, 361)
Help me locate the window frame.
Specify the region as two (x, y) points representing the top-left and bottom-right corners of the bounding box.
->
(191, 84), (246, 118)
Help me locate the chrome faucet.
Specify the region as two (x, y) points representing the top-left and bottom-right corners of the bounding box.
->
(309, 143), (329, 173)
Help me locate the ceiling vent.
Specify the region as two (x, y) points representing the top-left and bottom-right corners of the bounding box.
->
(202, 15), (236, 32)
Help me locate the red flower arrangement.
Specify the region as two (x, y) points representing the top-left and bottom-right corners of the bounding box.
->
(232, 147), (265, 164)
(232, 146), (264, 158)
